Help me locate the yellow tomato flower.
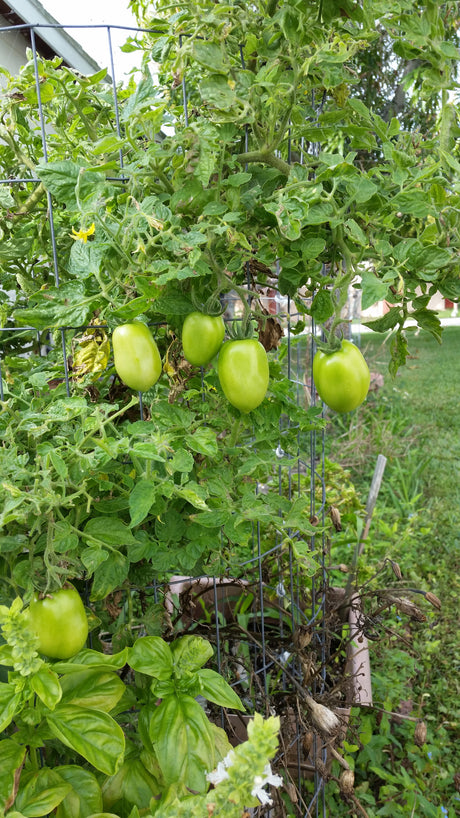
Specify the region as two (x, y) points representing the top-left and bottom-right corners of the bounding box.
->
(70, 222), (95, 243)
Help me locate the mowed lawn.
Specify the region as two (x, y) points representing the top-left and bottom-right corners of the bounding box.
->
(361, 325), (460, 517)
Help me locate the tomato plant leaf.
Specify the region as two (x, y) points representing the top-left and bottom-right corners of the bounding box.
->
(192, 41), (228, 73)
(129, 443), (166, 462)
(410, 308), (442, 342)
(36, 159), (82, 207)
(155, 262), (212, 286)
(278, 264), (312, 297)
(184, 428), (218, 457)
(0, 186), (15, 208)
(345, 218), (368, 246)
(149, 290), (194, 315)
(155, 512), (187, 543)
(14, 282), (98, 330)
(68, 241), (104, 280)
(310, 290), (334, 322)
(439, 276), (460, 301)
(111, 296), (152, 323)
(52, 521), (79, 555)
(360, 269), (389, 310)
(48, 451), (68, 481)
(43, 397), (88, 422)
(290, 539), (321, 575)
(83, 518), (139, 548)
(406, 244), (452, 278)
(199, 75), (237, 109)
(168, 449), (195, 474)
(80, 546), (109, 575)
(301, 236), (326, 259)
(304, 202), (335, 225)
(346, 176), (378, 203)
(89, 552), (130, 600)
(174, 483), (209, 511)
(129, 479), (157, 527)
(0, 534), (28, 554)
(188, 509), (230, 528)
(120, 72), (159, 121)
(389, 331), (409, 378)
(363, 306), (403, 334)
(391, 190), (433, 218)
(36, 160), (106, 210)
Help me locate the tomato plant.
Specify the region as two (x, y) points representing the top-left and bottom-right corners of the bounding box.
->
(182, 311), (225, 366)
(313, 340), (370, 413)
(112, 322), (162, 392)
(217, 339), (269, 413)
(27, 585), (88, 659)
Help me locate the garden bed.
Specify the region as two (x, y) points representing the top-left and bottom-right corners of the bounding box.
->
(165, 575), (372, 809)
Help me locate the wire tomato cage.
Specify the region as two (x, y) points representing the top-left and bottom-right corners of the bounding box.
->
(0, 20), (368, 817)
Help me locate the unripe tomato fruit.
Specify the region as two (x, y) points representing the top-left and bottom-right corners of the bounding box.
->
(217, 339), (269, 413)
(28, 585), (88, 659)
(112, 322), (162, 392)
(313, 339), (370, 413)
(182, 311), (225, 366)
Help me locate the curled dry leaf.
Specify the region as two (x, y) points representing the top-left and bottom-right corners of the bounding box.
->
(339, 769), (355, 796)
(391, 596), (427, 622)
(304, 693), (340, 735)
(390, 560), (403, 580)
(414, 720), (427, 747)
(293, 624), (312, 650)
(329, 505), (342, 531)
(258, 311), (284, 351)
(302, 730), (314, 755)
(424, 591), (441, 610)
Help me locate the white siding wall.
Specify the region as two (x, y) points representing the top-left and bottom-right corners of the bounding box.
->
(0, 15), (29, 80)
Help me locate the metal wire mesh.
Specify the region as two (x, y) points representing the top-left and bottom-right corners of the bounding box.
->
(0, 21), (348, 817)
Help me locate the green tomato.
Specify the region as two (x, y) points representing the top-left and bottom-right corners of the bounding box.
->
(182, 311), (225, 366)
(313, 339), (370, 413)
(217, 339), (269, 413)
(112, 322), (162, 392)
(28, 585), (89, 660)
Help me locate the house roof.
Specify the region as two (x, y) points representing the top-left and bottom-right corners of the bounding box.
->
(0, 0), (102, 74)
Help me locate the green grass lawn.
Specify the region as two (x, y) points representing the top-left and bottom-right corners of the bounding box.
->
(325, 327), (460, 815)
(362, 326), (460, 504)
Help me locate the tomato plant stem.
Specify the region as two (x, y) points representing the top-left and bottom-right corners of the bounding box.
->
(228, 416), (243, 447)
(79, 396), (138, 449)
(235, 150), (291, 176)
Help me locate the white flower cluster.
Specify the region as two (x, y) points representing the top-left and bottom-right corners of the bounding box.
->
(206, 754), (282, 807)
(206, 750), (236, 786)
(251, 763), (283, 806)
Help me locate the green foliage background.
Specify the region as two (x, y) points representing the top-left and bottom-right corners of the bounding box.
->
(0, 1), (459, 815)
(0, 0), (459, 599)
